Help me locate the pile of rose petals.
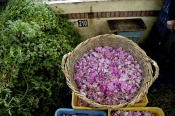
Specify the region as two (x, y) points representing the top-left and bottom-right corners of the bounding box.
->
(74, 46), (143, 105)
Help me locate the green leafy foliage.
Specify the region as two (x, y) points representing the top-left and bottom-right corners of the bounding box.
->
(0, 0), (80, 115)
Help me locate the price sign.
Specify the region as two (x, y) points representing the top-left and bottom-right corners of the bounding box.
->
(78, 20), (88, 27)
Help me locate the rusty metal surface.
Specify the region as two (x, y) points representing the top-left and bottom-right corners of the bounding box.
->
(107, 18), (147, 32)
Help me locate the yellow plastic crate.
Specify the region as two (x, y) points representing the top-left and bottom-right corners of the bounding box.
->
(108, 107), (164, 116)
(72, 92), (148, 110)
(72, 92), (106, 110)
(133, 94), (148, 107)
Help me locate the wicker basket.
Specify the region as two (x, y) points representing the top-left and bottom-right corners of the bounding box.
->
(62, 34), (159, 109)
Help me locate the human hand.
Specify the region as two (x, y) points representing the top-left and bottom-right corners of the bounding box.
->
(167, 20), (175, 32)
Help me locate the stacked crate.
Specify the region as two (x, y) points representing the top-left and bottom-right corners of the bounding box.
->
(54, 90), (164, 115)
(54, 108), (107, 116)
(70, 92), (164, 116)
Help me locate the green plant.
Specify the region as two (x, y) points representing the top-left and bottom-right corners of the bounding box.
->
(0, 0), (80, 115)
(0, 0), (8, 13)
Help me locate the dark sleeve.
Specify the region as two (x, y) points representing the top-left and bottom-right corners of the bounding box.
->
(168, 0), (175, 20)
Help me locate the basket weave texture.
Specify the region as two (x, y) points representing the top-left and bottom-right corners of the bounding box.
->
(62, 34), (159, 109)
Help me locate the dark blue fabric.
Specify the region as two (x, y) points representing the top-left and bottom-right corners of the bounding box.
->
(168, 0), (175, 20)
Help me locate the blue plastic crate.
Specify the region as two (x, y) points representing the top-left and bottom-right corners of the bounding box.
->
(54, 108), (107, 116)
(115, 31), (142, 44)
(107, 18), (146, 44)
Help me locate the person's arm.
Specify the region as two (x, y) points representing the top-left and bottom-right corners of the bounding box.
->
(167, 0), (175, 32)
